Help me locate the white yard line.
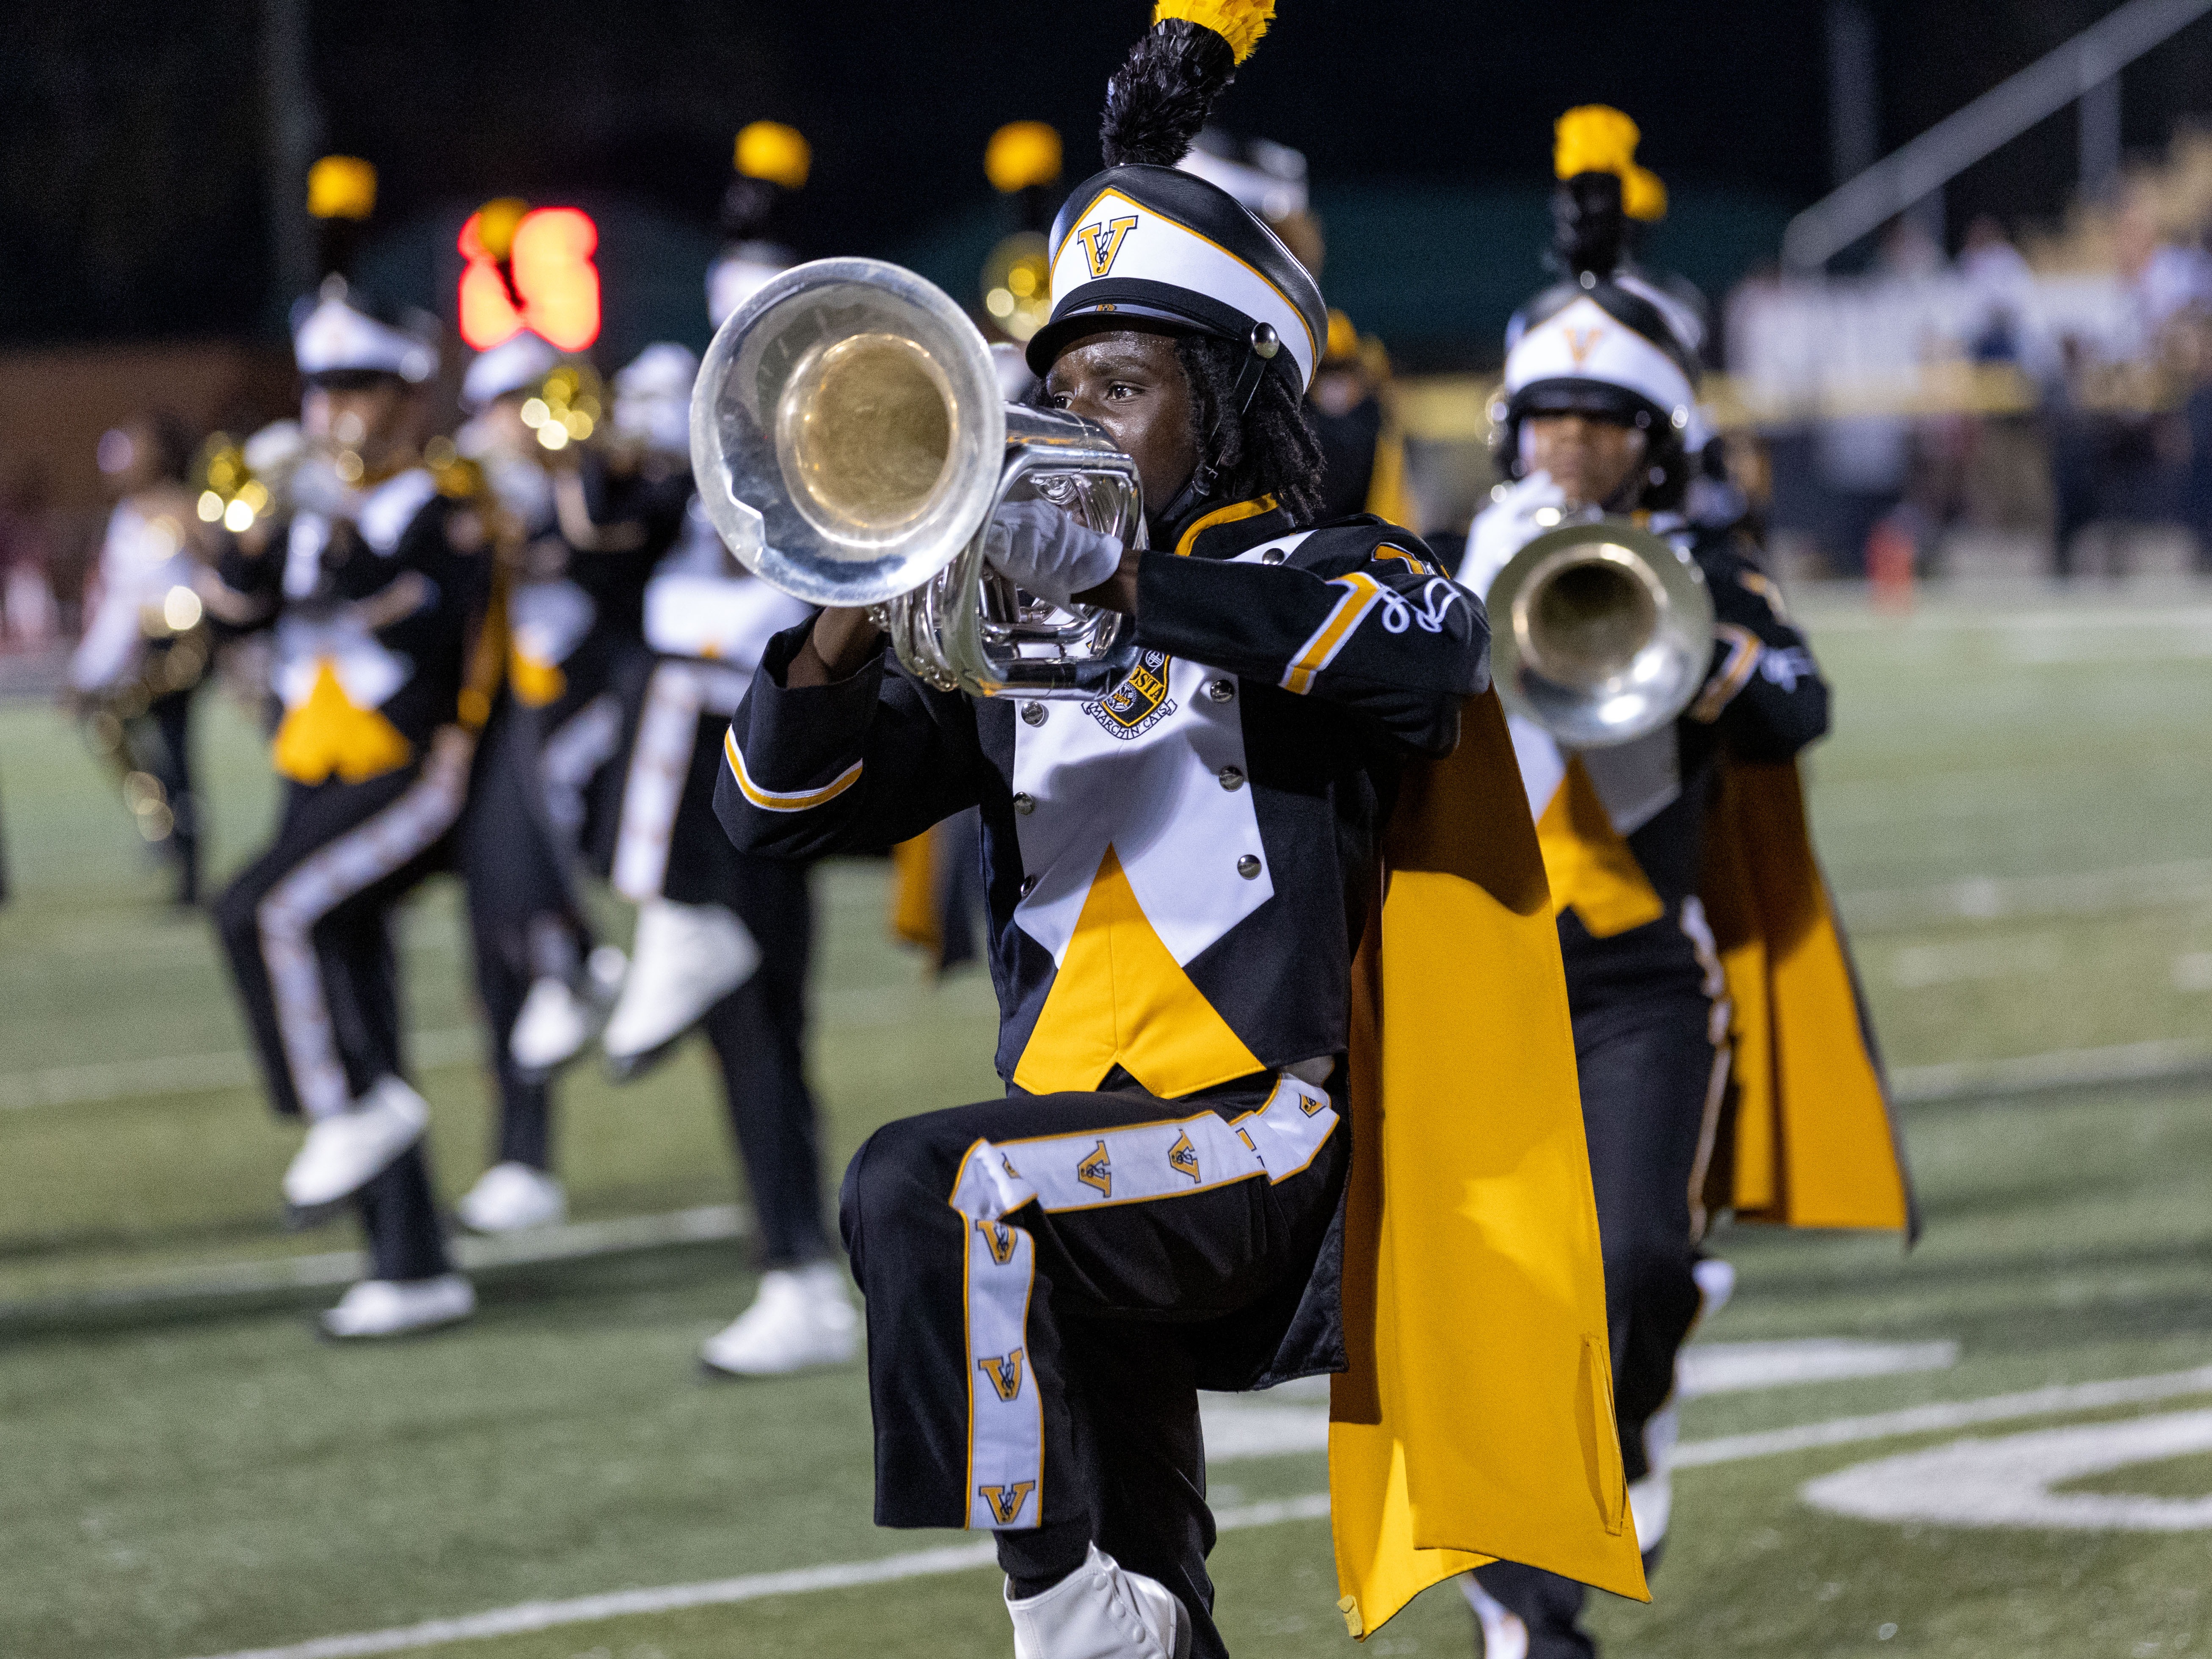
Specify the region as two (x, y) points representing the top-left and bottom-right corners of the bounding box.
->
(1671, 1363), (2212, 1469)
(183, 1495), (1331, 1659)
(1889, 1039), (2212, 1104)
(1838, 858), (2212, 931)
(177, 1362), (2212, 1659)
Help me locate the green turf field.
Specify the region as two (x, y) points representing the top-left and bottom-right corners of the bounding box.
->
(2, 583), (2209, 1659)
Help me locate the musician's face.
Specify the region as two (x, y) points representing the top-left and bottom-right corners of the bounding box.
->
(310, 378), (422, 467)
(1043, 331), (1197, 512)
(1524, 413), (1648, 511)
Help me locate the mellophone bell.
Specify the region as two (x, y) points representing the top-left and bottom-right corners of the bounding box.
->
(688, 256), (1142, 700)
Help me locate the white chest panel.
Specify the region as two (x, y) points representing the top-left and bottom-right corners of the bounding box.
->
(510, 577), (598, 667)
(1012, 653), (1269, 969)
(273, 614), (410, 710)
(1509, 712), (1567, 822)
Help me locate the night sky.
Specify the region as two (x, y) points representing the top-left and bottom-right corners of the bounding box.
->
(4, 0), (2211, 353)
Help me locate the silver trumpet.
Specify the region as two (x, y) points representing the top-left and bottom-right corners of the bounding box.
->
(1487, 517), (1715, 747)
(689, 257), (1141, 699)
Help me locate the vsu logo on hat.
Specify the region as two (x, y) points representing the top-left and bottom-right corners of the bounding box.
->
(1075, 215), (1141, 278)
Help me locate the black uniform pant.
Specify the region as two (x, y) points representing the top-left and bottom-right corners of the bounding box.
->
(665, 710), (829, 1267)
(839, 1075), (1348, 1659)
(140, 681), (201, 903)
(1473, 991), (1726, 1658)
(213, 739), (471, 1282)
(460, 694), (592, 1171)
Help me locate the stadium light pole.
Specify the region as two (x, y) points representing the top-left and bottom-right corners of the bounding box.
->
(261, 0), (326, 315)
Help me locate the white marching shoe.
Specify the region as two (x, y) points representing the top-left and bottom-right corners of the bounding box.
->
(455, 1161), (568, 1234)
(1461, 1575), (1531, 1659)
(510, 945), (626, 1075)
(699, 1261), (858, 1377)
(320, 1273), (475, 1339)
(283, 1077), (429, 1210)
(603, 900), (761, 1080)
(1006, 1543), (1192, 1659)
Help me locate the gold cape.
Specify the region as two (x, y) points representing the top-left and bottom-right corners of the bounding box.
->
(1697, 761), (1917, 1236)
(1330, 689), (1649, 1638)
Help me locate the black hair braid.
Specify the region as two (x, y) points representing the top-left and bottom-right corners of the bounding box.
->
(1101, 19), (1239, 168)
(1175, 335), (1327, 523)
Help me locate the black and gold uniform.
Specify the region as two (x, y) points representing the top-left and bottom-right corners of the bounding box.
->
(1454, 105), (1906, 1659)
(716, 5), (1488, 1633)
(205, 272), (493, 1334)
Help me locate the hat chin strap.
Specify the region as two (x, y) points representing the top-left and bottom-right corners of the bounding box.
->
(1177, 321), (1285, 509)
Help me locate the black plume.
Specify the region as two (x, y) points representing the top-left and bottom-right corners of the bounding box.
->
(1101, 19), (1239, 168)
(1548, 171), (1628, 281)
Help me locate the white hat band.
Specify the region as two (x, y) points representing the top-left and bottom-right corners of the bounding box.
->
(1504, 295), (1692, 419)
(294, 297), (437, 383)
(1049, 187), (1317, 388)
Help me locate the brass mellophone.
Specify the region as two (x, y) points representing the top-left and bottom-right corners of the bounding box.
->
(1487, 517), (1716, 747)
(688, 257), (1141, 700)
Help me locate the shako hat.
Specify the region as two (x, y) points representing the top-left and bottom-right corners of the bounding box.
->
(1026, 1), (1326, 399)
(291, 155), (440, 386)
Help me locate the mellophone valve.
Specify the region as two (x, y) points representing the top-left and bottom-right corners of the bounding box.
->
(688, 256), (1142, 700)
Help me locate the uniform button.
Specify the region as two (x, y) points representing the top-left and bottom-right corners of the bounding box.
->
(1020, 702), (1047, 726)
(1260, 548), (1286, 565)
(1019, 875), (1038, 898)
(1012, 792), (1036, 815)
(1216, 766), (1245, 791)
(1236, 854), (1262, 879)
(1205, 678), (1234, 703)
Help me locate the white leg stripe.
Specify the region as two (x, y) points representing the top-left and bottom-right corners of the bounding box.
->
(960, 1213), (1043, 1529)
(611, 664), (702, 903)
(539, 692), (624, 838)
(256, 739), (470, 1120)
(941, 1074), (1338, 1532)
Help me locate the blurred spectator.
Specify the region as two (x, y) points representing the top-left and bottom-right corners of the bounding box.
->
(1960, 214), (2033, 365)
(0, 463), (59, 648)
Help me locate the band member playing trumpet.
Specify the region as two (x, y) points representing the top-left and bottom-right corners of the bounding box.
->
(714, 6), (1497, 1652)
(1455, 107), (1907, 1659)
(204, 187), (495, 1336)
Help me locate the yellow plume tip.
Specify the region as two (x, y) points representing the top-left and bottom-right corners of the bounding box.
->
(307, 155), (377, 221)
(986, 121), (1063, 193)
(1553, 104), (1641, 184)
(1153, 0), (1276, 63)
(736, 121), (811, 191)
(1624, 165), (1668, 223)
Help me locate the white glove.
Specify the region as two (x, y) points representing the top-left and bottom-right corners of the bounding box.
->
(1460, 471), (1568, 600)
(982, 499), (1124, 611)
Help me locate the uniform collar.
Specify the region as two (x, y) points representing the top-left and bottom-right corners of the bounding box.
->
(1158, 494), (1294, 560)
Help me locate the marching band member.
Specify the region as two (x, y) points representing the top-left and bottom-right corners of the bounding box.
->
(204, 265), (493, 1338)
(447, 331), (659, 1234)
(1455, 107), (1913, 1659)
(600, 122), (855, 1375)
(710, 5), (1596, 1649)
(70, 411), (210, 905)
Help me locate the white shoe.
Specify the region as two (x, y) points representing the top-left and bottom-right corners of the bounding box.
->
(510, 946), (625, 1075)
(1460, 1574), (1530, 1659)
(1691, 1255), (1736, 1318)
(283, 1077), (429, 1210)
(455, 1161), (568, 1234)
(603, 900), (760, 1078)
(1006, 1543), (1191, 1659)
(319, 1273), (475, 1339)
(699, 1261), (858, 1377)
